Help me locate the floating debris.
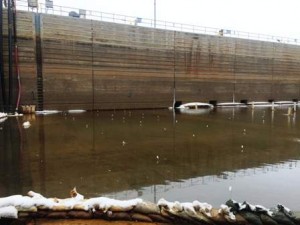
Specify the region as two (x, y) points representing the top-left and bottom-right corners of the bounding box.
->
(67, 109), (86, 114)
(35, 110), (61, 115)
(22, 121), (31, 129)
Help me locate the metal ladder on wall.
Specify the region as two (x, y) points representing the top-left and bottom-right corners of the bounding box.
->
(35, 13), (43, 111)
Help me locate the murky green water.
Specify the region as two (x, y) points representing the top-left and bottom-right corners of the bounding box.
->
(1, 107), (300, 210)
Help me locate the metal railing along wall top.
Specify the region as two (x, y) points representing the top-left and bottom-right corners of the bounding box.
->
(13, 0), (300, 46)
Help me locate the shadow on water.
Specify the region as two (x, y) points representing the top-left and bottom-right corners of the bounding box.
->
(0, 118), (28, 195)
(1, 107), (300, 209)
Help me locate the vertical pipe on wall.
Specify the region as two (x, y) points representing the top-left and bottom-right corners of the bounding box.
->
(7, 0), (14, 113)
(0, 0), (7, 112)
(12, 0), (21, 111)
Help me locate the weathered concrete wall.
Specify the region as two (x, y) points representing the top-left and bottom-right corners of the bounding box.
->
(2, 10), (300, 110)
(2, 10), (36, 109)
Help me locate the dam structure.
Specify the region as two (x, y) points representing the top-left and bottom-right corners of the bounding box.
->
(1, 1), (300, 111)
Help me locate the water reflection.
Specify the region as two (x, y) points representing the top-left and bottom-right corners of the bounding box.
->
(0, 108), (300, 210)
(0, 117), (28, 195)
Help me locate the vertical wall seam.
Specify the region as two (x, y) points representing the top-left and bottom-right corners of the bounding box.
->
(233, 40), (237, 102)
(271, 43), (274, 100)
(173, 31), (176, 108)
(91, 19), (95, 110)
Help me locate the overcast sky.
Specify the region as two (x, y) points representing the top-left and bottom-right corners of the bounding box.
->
(53, 0), (300, 38)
